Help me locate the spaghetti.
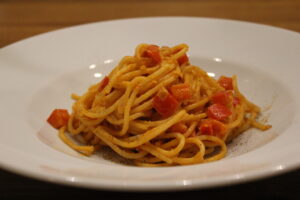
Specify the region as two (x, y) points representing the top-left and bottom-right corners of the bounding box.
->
(47, 44), (271, 166)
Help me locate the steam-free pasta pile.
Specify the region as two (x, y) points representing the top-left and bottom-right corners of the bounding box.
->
(47, 44), (271, 166)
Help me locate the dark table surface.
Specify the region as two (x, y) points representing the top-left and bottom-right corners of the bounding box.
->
(1, 167), (299, 199)
(1, 0), (300, 199)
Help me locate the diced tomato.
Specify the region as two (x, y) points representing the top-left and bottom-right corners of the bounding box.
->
(169, 122), (188, 133)
(218, 76), (233, 90)
(199, 121), (213, 135)
(170, 83), (191, 101)
(199, 119), (227, 138)
(177, 54), (189, 65)
(47, 109), (70, 129)
(207, 103), (232, 121)
(98, 76), (109, 92)
(211, 91), (232, 105)
(144, 45), (161, 64)
(153, 91), (179, 118)
(233, 96), (240, 106)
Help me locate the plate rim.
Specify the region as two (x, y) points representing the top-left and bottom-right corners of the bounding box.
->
(0, 16), (300, 191)
(2, 16), (300, 50)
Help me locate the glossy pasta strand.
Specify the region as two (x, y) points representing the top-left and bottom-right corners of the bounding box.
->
(58, 43), (271, 166)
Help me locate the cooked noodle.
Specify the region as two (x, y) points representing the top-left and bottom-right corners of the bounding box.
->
(56, 44), (271, 166)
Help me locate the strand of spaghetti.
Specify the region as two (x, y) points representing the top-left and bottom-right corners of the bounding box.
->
(227, 104), (245, 129)
(79, 77), (138, 119)
(204, 147), (215, 155)
(103, 90), (124, 107)
(159, 138), (179, 150)
(176, 63), (185, 75)
(106, 112), (145, 125)
(185, 67), (201, 98)
(141, 65), (179, 86)
(144, 68), (181, 91)
(119, 66), (159, 81)
(137, 155), (163, 163)
(185, 97), (209, 111)
(133, 118), (169, 127)
(136, 72), (175, 97)
(71, 93), (81, 100)
(122, 111), (189, 139)
(182, 113), (207, 122)
(78, 115), (104, 127)
(149, 133), (185, 157)
(135, 113), (206, 128)
(183, 121), (198, 137)
(133, 74), (177, 106)
(200, 76), (214, 96)
(171, 43), (189, 52)
(251, 120), (272, 131)
(137, 62), (176, 90)
(183, 68), (193, 87)
(134, 43), (148, 59)
(59, 126), (94, 156)
(192, 66), (224, 91)
(86, 82), (100, 93)
(80, 132), (102, 146)
(172, 137), (205, 165)
(109, 56), (135, 78)
(131, 98), (153, 113)
(128, 121), (151, 133)
(75, 88), (97, 113)
(106, 63), (138, 94)
(82, 82), (107, 109)
(231, 111), (258, 139)
(118, 84), (140, 136)
(67, 114), (85, 135)
(117, 76), (146, 115)
(95, 131), (148, 159)
(190, 74), (201, 101)
(81, 97), (121, 119)
(197, 135), (227, 162)
(202, 140), (219, 147)
(140, 143), (173, 164)
(232, 75), (260, 112)
(171, 44), (188, 60)
(111, 81), (130, 89)
(93, 110), (187, 148)
(127, 124), (149, 135)
(91, 92), (107, 108)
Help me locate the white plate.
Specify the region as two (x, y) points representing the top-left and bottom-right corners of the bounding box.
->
(0, 17), (300, 191)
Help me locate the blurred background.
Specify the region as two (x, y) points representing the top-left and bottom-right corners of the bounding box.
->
(0, 0), (300, 199)
(1, 0), (300, 48)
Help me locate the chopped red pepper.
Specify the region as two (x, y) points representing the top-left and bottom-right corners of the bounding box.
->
(211, 91), (232, 105)
(47, 109), (70, 129)
(98, 76), (109, 92)
(207, 103), (232, 121)
(144, 45), (161, 64)
(218, 76), (233, 90)
(177, 54), (189, 65)
(153, 90), (179, 118)
(199, 119), (227, 138)
(200, 121), (213, 135)
(170, 83), (191, 101)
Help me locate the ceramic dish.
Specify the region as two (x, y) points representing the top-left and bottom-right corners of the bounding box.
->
(0, 17), (300, 191)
